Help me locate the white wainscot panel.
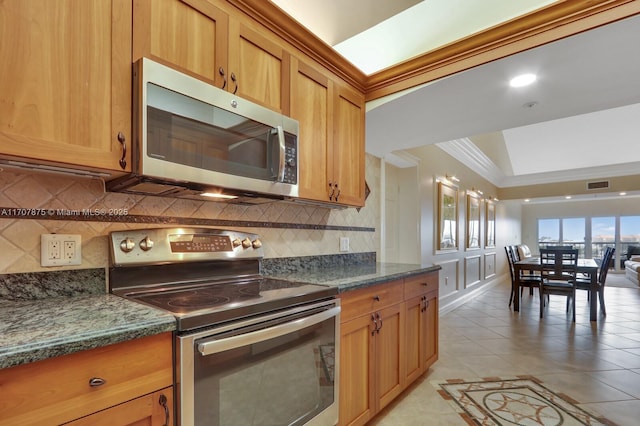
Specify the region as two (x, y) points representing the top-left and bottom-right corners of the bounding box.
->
(464, 255), (482, 288)
(484, 252), (496, 279)
(435, 259), (459, 298)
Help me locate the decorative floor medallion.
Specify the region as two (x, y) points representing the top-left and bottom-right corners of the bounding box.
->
(434, 376), (616, 426)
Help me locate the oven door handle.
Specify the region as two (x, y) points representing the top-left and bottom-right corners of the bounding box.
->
(197, 306), (340, 356)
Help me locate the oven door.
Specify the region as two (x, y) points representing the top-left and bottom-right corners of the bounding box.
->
(177, 299), (340, 426)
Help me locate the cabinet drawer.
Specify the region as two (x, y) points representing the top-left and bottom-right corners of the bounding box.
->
(0, 332), (173, 426)
(404, 272), (438, 300)
(339, 280), (404, 322)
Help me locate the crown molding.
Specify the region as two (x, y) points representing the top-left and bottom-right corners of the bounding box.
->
(436, 138), (505, 186)
(365, 0), (640, 100)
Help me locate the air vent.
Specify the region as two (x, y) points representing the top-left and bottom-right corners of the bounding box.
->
(586, 180), (609, 190)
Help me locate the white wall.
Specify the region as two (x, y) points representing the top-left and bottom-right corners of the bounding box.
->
(382, 162), (420, 264)
(402, 144), (522, 310)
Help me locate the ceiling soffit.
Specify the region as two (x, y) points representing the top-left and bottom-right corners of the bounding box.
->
(269, 0), (422, 45)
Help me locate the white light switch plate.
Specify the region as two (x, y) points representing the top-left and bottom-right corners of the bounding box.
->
(41, 234), (82, 267)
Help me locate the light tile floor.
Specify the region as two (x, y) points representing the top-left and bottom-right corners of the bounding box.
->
(370, 276), (640, 425)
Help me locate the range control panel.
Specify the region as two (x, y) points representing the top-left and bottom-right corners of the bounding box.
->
(110, 228), (263, 266)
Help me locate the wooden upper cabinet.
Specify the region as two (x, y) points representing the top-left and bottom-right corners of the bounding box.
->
(291, 58), (331, 202)
(133, 0), (289, 112)
(132, 0), (228, 86)
(332, 84), (366, 207)
(0, 0), (132, 173)
(292, 57), (365, 207)
(227, 20), (290, 113)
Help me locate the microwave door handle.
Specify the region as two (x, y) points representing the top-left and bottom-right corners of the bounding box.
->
(274, 125), (286, 182)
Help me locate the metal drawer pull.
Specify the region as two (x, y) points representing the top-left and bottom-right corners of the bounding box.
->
(376, 312), (382, 333)
(373, 295), (380, 302)
(88, 377), (106, 387)
(159, 393), (169, 426)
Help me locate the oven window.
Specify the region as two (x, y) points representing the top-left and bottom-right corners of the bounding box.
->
(193, 315), (336, 426)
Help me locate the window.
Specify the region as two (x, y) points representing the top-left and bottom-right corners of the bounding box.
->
(562, 218), (585, 256)
(538, 219), (559, 244)
(620, 215), (640, 261)
(535, 215), (640, 270)
(591, 217), (615, 262)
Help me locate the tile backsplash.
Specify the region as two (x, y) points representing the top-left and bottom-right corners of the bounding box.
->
(0, 155), (380, 273)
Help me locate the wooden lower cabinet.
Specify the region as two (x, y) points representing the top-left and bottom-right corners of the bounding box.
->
(0, 332), (173, 426)
(374, 304), (405, 410)
(339, 314), (375, 426)
(65, 387), (173, 426)
(338, 272), (439, 426)
(404, 293), (438, 385)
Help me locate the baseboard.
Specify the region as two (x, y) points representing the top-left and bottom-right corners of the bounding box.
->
(439, 273), (508, 315)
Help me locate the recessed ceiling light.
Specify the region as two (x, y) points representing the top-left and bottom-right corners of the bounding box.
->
(509, 73), (537, 87)
(565, 195), (572, 199)
(619, 192), (627, 196)
(524, 199), (530, 202)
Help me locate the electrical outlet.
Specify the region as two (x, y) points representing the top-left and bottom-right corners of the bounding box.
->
(41, 234), (82, 267)
(339, 237), (350, 252)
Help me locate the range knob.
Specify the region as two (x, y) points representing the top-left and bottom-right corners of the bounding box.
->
(232, 238), (242, 248)
(119, 238), (136, 253)
(241, 238), (252, 249)
(139, 236), (154, 251)
(252, 239), (262, 249)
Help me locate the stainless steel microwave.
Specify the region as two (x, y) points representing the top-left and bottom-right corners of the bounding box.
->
(107, 58), (299, 203)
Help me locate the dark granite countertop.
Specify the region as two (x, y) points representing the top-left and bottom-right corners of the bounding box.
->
(266, 262), (441, 292)
(0, 294), (176, 369)
(0, 261), (437, 370)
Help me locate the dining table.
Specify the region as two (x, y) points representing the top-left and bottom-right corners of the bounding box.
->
(513, 257), (599, 321)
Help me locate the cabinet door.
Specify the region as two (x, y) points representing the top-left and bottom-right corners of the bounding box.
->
(331, 83), (366, 207)
(374, 303), (404, 411)
(0, 0), (132, 172)
(133, 0), (228, 86)
(291, 58), (331, 202)
(424, 294), (439, 369)
(339, 314), (375, 426)
(404, 295), (425, 384)
(65, 388), (173, 426)
(227, 19), (290, 112)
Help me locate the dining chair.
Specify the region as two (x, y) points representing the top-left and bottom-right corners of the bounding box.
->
(575, 247), (615, 315)
(505, 245), (540, 308)
(539, 248), (579, 322)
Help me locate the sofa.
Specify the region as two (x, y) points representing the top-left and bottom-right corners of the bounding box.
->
(620, 245), (640, 268)
(625, 256), (640, 286)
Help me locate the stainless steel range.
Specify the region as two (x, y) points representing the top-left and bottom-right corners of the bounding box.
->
(109, 228), (340, 426)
